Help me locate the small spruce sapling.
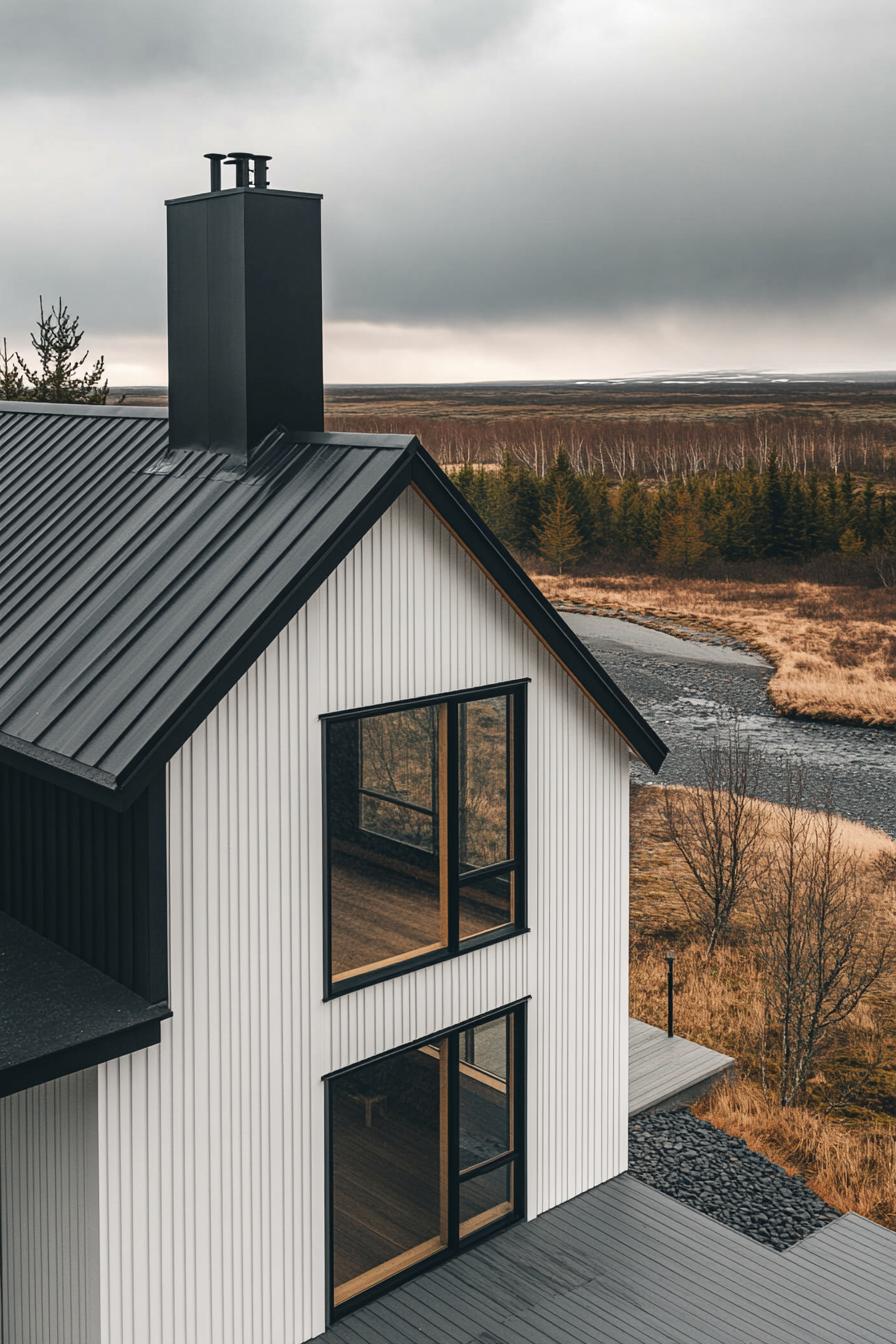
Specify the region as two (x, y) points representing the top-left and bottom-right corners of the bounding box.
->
(13, 297), (108, 404)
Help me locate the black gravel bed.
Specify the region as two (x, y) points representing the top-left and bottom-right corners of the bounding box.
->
(628, 1108), (840, 1250)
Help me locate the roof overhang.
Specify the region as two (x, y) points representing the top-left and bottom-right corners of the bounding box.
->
(0, 912), (170, 1099)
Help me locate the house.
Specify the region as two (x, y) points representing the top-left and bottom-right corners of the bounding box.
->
(0, 152), (666, 1344)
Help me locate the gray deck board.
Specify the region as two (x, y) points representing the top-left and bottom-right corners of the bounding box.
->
(628, 1017), (734, 1113)
(316, 1173), (896, 1344)
(318, 1021), (888, 1343)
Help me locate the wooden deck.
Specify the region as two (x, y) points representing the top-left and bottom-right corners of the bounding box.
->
(629, 1017), (733, 1115)
(316, 1172), (896, 1344)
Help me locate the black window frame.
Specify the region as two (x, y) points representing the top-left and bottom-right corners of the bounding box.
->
(322, 680), (528, 999)
(324, 999), (527, 1322)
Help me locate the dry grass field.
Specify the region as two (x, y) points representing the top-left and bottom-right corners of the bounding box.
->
(630, 785), (896, 1227)
(534, 571), (896, 727)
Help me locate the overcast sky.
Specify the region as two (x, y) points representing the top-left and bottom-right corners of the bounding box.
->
(2, 0), (895, 383)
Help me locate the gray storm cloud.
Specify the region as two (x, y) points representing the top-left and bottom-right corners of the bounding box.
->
(1, 0), (894, 376)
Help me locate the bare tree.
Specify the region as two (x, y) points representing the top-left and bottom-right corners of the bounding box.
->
(752, 766), (894, 1107)
(662, 721), (765, 953)
(870, 544), (896, 589)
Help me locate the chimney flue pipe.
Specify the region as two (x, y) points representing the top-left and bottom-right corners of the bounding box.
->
(204, 153), (226, 192)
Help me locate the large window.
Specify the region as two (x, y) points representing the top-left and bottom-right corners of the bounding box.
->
(328, 1005), (525, 1316)
(324, 683), (526, 995)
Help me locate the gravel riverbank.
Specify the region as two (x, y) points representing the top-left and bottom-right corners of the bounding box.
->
(562, 609), (896, 838)
(628, 1109), (840, 1250)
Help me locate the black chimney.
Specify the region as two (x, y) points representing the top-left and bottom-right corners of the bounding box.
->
(166, 152), (323, 464)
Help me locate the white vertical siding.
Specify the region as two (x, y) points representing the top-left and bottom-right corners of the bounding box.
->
(0, 1070), (99, 1344)
(94, 486), (629, 1344)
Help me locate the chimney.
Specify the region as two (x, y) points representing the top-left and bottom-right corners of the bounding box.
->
(166, 152), (323, 464)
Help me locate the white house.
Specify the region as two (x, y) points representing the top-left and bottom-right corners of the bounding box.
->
(0, 153), (666, 1344)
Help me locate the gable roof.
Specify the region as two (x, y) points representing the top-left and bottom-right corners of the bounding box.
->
(0, 401), (666, 806)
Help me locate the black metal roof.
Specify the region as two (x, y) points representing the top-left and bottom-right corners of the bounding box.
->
(0, 402), (665, 805)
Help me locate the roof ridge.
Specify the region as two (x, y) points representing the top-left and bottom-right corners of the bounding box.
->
(0, 401), (168, 420)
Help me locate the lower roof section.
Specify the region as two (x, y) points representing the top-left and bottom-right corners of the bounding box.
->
(0, 911), (169, 1099)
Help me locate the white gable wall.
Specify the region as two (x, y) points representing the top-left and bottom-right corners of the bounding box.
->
(93, 486), (629, 1344)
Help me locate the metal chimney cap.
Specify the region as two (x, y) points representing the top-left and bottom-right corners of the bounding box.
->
(203, 151), (273, 192)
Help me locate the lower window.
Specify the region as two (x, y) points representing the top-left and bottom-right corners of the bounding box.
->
(327, 1004), (525, 1315)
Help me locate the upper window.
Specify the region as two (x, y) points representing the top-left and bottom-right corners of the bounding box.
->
(325, 683), (526, 994)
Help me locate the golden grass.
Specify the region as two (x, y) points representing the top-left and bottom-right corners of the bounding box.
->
(630, 786), (896, 1226)
(533, 571), (896, 727)
(695, 1077), (896, 1227)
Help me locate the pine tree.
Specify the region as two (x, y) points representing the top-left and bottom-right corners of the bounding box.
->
(14, 297), (108, 404)
(584, 475), (613, 551)
(543, 448), (592, 550)
(491, 455), (542, 552)
(535, 482), (583, 575)
(0, 338), (26, 400)
(859, 480), (877, 547)
(613, 478), (647, 555)
(656, 500), (711, 572)
(803, 471), (822, 554)
(840, 469), (856, 525)
(780, 473), (806, 559)
(838, 526), (864, 556)
(764, 449), (787, 555)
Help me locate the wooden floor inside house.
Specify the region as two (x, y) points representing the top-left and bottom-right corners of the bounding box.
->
(331, 1080), (444, 1296)
(330, 852), (508, 980)
(331, 1041), (512, 1305)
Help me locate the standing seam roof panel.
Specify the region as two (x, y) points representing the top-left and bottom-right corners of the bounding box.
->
(0, 403), (667, 798)
(0, 406), (414, 790)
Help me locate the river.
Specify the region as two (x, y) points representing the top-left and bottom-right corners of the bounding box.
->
(562, 612), (896, 840)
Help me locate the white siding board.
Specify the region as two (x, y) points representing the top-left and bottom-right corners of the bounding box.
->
(0, 1070), (99, 1344)
(92, 486), (629, 1344)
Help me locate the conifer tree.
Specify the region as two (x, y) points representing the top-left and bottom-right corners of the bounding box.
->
(0, 338), (25, 401)
(656, 500), (711, 571)
(535, 481), (582, 575)
(859, 480), (876, 547)
(764, 449), (787, 555)
(492, 455), (541, 552)
(543, 448), (592, 549)
(838, 526), (864, 556)
(13, 297), (108, 404)
(613, 478), (646, 555)
(584, 475), (613, 551)
(804, 471), (822, 553)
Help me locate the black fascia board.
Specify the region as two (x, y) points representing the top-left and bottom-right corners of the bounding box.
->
(0, 1017), (166, 1100)
(0, 731), (121, 806)
(409, 448), (669, 773)
(0, 910), (171, 1099)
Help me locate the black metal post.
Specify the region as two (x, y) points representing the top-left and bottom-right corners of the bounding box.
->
(666, 955), (675, 1038)
(204, 152), (226, 192)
